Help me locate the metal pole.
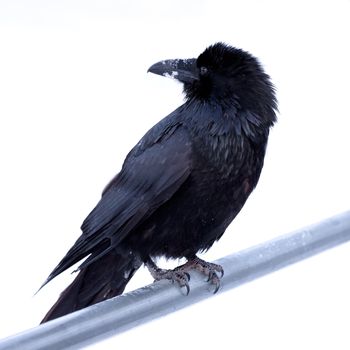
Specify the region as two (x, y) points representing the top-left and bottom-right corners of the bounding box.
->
(1, 211), (350, 350)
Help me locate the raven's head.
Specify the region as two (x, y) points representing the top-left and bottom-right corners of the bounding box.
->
(148, 42), (277, 124)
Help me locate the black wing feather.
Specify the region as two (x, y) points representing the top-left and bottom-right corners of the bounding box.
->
(42, 121), (192, 286)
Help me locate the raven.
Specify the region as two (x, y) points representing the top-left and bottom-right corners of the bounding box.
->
(41, 43), (277, 323)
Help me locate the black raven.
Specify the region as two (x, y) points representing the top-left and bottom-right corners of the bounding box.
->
(41, 42), (277, 323)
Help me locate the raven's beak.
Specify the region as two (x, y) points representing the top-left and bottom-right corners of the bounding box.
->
(148, 58), (198, 83)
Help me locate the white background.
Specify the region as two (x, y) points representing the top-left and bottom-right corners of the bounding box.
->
(1, 0), (350, 349)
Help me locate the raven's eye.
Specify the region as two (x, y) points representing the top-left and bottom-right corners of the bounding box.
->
(200, 66), (208, 75)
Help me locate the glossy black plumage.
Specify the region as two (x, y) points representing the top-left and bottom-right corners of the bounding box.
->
(41, 43), (277, 323)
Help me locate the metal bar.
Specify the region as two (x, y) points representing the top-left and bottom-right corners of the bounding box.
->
(1, 211), (350, 350)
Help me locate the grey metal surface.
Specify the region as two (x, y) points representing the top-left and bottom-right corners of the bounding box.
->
(1, 211), (350, 350)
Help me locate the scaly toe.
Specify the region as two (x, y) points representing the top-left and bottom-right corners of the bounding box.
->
(186, 257), (224, 293)
(151, 268), (190, 294)
(209, 271), (221, 294)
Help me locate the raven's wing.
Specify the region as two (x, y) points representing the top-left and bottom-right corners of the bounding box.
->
(43, 121), (192, 286)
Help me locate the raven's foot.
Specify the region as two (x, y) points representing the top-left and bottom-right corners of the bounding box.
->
(145, 258), (191, 294)
(180, 256), (224, 294)
(145, 256), (223, 294)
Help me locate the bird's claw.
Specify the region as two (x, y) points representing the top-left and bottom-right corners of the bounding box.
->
(146, 256), (223, 295)
(181, 281), (190, 296)
(207, 271), (221, 293)
(150, 267), (191, 295)
(185, 257), (224, 294)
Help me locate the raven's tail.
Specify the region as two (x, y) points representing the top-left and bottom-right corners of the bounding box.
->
(41, 250), (142, 323)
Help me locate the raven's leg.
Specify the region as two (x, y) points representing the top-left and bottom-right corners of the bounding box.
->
(145, 255), (224, 294)
(145, 257), (191, 294)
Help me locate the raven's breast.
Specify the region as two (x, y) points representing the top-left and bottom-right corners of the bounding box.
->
(123, 166), (258, 260)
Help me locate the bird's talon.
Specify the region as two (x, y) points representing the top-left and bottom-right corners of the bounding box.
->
(206, 271), (213, 282)
(181, 283), (190, 295)
(185, 257), (224, 293)
(213, 283), (220, 294)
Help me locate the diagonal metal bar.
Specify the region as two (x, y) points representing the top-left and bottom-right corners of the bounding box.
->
(1, 211), (350, 350)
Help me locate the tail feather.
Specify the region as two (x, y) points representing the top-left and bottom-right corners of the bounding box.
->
(41, 250), (141, 323)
